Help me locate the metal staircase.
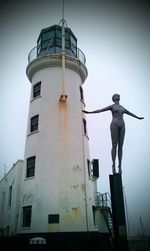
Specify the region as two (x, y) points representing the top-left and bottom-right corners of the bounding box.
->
(95, 192), (114, 242)
(101, 206), (114, 242)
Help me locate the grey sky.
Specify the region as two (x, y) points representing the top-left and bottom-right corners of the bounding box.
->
(0, 0), (150, 236)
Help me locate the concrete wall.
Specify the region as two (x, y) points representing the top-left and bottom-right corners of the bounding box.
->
(0, 160), (23, 236)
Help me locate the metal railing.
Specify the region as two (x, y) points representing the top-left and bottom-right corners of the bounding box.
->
(95, 192), (112, 208)
(28, 45), (86, 65)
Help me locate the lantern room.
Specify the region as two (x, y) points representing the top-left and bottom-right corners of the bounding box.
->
(37, 24), (77, 57)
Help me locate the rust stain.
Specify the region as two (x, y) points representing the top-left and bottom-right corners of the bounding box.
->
(58, 100), (68, 142)
(58, 99), (69, 172)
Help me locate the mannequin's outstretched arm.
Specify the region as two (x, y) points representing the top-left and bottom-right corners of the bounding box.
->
(82, 105), (111, 114)
(124, 109), (144, 119)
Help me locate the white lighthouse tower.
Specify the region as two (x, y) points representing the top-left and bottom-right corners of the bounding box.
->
(17, 18), (100, 237)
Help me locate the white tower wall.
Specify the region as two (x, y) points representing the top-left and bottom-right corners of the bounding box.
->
(17, 53), (96, 233)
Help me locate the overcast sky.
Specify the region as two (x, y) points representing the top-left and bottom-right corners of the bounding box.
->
(0, 0), (150, 236)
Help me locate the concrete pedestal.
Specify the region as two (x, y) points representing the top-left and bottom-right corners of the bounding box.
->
(109, 174), (129, 251)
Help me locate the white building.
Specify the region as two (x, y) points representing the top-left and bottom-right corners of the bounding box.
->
(17, 22), (100, 234)
(0, 160), (23, 237)
(0, 21), (112, 250)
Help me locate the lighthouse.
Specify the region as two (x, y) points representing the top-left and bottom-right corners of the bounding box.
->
(17, 19), (99, 237)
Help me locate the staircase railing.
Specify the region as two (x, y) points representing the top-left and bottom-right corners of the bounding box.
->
(94, 192), (111, 208)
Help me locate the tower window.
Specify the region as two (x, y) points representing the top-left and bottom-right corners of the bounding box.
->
(30, 115), (39, 132)
(87, 159), (91, 177)
(33, 82), (41, 98)
(92, 159), (99, 178)
(8, 185), (12, 207)
(83, 118), (87, 135)
(1, 192), (5, 212)
(22, 206), (32, 227)
(80, 86), (84, 101)
(48, 214), (59, 224)
(26, 156), (36, 178)
(92, 206), (96, 226)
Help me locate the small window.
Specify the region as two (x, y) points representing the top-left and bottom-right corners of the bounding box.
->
(33, 82), (41, 98)
(65, 40), (70, 48)
(65, 31), (70, 40)
(41, 40), (51, 50)
(83, 118), (87, 135)
(56, 38), (62, 47)
(48, 214), (59, 224)
(22, 206), (32, 227)
(87, 159), (91, 177)
(56, 30), (62, 38)
(26, 156), (36, 178)
(92, 206), (96, 226)
(8, 185), (12, 207)
(42, 31), (52, 41)
(71, 35), (77, 47)
(80, 86), (84, 101)
(55, 47), (61, 54)
(1, 192), (5, 212)
(92, 159), (99, 178)
(71, 35), (77, 56)
(30, 115), (39, 132)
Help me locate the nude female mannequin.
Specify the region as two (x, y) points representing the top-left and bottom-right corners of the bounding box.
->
(83, 94), (144, 174)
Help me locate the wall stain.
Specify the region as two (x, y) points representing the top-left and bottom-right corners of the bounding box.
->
(70, 183), (85, 191)
(81, 184), (85, 191)
(73, 165), (81, 171)
(22, 192), (33, 204)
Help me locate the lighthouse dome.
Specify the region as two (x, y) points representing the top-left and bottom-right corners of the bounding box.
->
(37, 24), (77, 58)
